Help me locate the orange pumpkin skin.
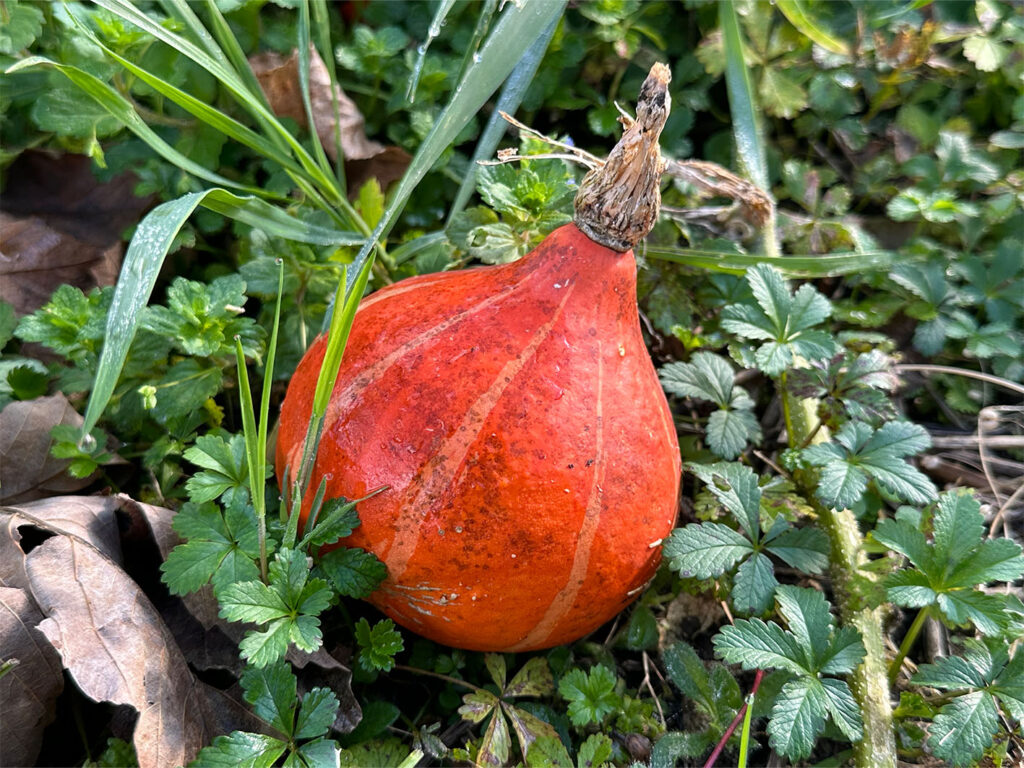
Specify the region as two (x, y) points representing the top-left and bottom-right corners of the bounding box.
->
(276, 223), (680, 651)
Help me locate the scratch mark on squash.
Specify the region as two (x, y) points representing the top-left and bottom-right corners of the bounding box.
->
(509, 339), (605, 651)
(383, 286), (577, 582)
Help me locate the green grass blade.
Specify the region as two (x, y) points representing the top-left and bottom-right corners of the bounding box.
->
(7, 56), (272, 198)
(234, 336), (267, 579)
(406, 0), (459, 103)
(450, 0), (499, 96)
(81, 192), (207, 437)
(776, 0), (851, 56)
(259, 260), (286, 504)
(311, 0), (348, 191)
(200, 0), (274, 113)
(297, 1), (343, 188)
(312, 259), (375, 421)
(345, 0), (567, 290)
(390, 231), (448, 266)
(644, 245), (895, 277)
(198, 189), (363, 245)
(79, 188), (359, 438)
(720, 1), (768, 191)
(448, 14), (559, 221)
(93, 0), (343, 204)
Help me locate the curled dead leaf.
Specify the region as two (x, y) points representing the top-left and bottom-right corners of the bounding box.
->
(25, 534), (212, 768)
(1, 495), (123, 566)
(249, 46), (410, 194)
(0, 586), (64, 767)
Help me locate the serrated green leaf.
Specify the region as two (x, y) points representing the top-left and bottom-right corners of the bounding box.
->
(927, 691), (998, 767)
(485, 653), (507, 690)
(295, 738), (339, 768)
(303, 497), (360, 547)
(963, 35), (1008, 73)
(687, 462), (762, 541)
(931, 490), (985, 565)
(873, 518), (933, 571)
(732, 552), (777, 615)
(808, 455), (868, 510)
(576, 732), (614, 768)
(765, 526), (829, 573)
(713, 619), (806, 676)
(219, 581), (290, 624)
(819, 626), (866, 676)
(241, 662), (297, 736)
(239, 619), (293, 668)
(524, 735), (573, 767)
(884, 568), (937, 608)
(820, 677), (863, 743)
(775, 586), (833, 667)
(663, 523), (753, 579)
(191, 731), (287, 768)
(318, 548), (387, 599)
(458, 690), (500, 723)
(295, 688), (339, 740)
(706, 408), (758, 460)
(659, 352), (735, 405)
(913, 654), (988, 690)
(767, 677), (825, 761)
(505, 657), (554, 697)
(947, 537), (1024, 587)
(936, 590), (1007, 635)
(558, 666), (619, 727)
(758, 67), (807, 119)
(355, 618), (403, 672)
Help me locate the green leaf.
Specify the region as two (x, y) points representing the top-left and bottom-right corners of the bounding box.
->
(687, 462), (762, 541)
(758, 68), (807, 119)
(775, 0), (850, 55)
(663, 523), (753, 579)
(524, 735), (572, 768)
(239, 621), (294, 669)
(645, 244), (896, 278)
(295, 739), (340, 768)
(819, 677), (863, 742)
(240, 662), (297, 736)
(557, 666), (620, 727)
(303, 497), (360, 548)
(803, 420), (936, 508)
(706, 407), (759, 460)
(190, 731), (287, 768)
(927, 691), (999, 767)
(219, 580), (290, 624)
(732, 552), (777, 615)
(768, 677), (825, 761)
(355, 618), (403, 672)
(819, 626), (867, 676)
(162, 501), (260, 595)
(458, 690), (500, 724)
(506, 657), (554, 698)
(649, 732), (715, 767)
(660, 352), (735, 406)
(295, 688), (340, 740)
(31, 81), (123, 140)
(872, 519), (932, 571)
(318, 548), (387, 599)
(963, 35), (1008, 73)
(577, 733), (614, 767)
(713, 619), (806, 676)
(478, 707), (511, 766)
(184, 434), (249, 504)
(764, 526), (829, 574)
(0, 2), (44, 54)
(775, 585), (833, 667)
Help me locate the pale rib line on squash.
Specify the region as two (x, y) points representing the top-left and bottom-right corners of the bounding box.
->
(383, 284), (577, 583)
(510, 339), (605, 652)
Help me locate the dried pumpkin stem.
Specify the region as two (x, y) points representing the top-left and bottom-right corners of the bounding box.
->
(573, 62), (670, 252)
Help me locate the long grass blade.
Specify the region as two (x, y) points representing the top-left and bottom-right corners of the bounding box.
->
(448, 14), (559, 221)
(297, 1), (341, 186)
(406, 0), (459, 103)
(200, 0), (274, 113)
(311, 0), (347, 191)
(93, 0), (343, 204)
(775, 0), (850, 56)
(719, 1), (768, 192)
(78, 188), (360, 438)
(234, 336), (267, 580)
(344, 0), (567, 292)
(644, 245), (895, 277)
(81, 192), (207, 437)
(7, 56), (271, 197)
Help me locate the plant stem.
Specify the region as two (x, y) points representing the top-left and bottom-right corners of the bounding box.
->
(703, 669), (764, 768)
(889, 606), (931, 685)
(782, 384), (896, 768)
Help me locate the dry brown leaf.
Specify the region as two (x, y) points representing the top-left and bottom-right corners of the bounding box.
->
(249, 46), (410, 193)
(1, 496), (123, 564)
(0, 586), (64, 767)
(26, 535), (211, 768)
(0, 394), (99, 504)
(0, 151), (152, 317)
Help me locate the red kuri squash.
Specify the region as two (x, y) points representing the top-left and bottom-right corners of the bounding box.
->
(276, 64), (680, 651)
